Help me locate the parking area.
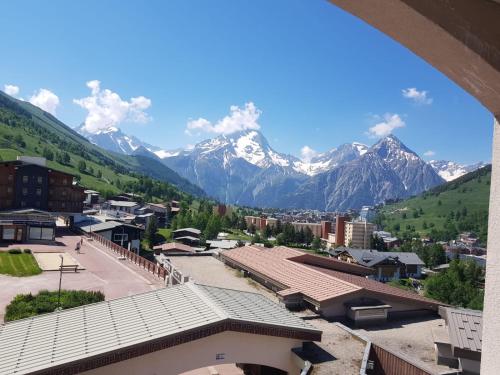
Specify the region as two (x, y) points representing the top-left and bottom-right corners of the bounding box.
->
(0, 230), (164, 321)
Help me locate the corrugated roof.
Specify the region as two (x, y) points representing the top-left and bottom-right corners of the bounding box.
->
(0, 283), (319, 375)
(445, 307), (482, 353)
(78, 220), (142, 233)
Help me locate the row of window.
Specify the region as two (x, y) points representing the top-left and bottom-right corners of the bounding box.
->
(18, 175), (70, 185)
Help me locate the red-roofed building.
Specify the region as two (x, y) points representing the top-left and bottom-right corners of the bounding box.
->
(221, 246), (442, 324)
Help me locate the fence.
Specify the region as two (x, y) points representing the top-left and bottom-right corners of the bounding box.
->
(366, 343), (435, 375)
(87, 231), (167, 280)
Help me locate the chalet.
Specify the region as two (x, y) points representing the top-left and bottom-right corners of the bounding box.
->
(333, 248), (424, 281)
(172, 227), (201, 245)
(79, 221), (144, 251)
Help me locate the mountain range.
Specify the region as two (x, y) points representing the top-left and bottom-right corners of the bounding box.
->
(77, 126), (486, 210)
(0, 90), (204, 197)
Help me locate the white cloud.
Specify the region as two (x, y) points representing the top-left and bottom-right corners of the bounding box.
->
(3, 84), (20, 97)
(300, 146), (318, 163)
(29, 88), (60, 116)
(423, 150), (436, 157)
(366, 113), (406, 138)
(402, 87), (433, 105)
(74, 80), (152, 134)
(186, 102), (261, 136)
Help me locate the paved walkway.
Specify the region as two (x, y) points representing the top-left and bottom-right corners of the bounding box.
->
(0, 231), (164, 321)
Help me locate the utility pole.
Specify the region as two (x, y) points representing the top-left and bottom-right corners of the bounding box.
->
(57, 254), (64, 311)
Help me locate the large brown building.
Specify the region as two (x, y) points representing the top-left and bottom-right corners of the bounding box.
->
(0, 157), (85, 213)
(0, 157), (85, 243)
(334, 215), (349, 247)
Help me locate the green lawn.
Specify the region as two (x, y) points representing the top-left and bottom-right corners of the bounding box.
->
(0, 252), (42, 277)
(225, 229), (252, 241)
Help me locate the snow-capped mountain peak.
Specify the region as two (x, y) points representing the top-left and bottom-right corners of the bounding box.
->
(77, 125), (162, 155)
(429, 160), (487, 181)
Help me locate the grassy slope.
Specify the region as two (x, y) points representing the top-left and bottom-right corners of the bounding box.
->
(379, 165), (491, 238)
(0, 91), (204, 196)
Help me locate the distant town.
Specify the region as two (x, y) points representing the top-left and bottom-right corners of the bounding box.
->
(0, 154), (485, 375)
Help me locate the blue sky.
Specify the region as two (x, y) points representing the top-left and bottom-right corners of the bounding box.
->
(0, 0), (493, 164)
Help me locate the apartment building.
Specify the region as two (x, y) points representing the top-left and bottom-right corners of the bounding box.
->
(344, 221), (375, 248)
(0, 157), (85, 213)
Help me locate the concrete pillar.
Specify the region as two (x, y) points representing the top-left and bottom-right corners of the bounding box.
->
(482, 116), (500, 374)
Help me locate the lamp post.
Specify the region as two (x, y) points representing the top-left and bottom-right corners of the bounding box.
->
(57, 254), (64, 311)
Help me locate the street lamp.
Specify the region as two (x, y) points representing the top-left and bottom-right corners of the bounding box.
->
(57, 254), (64, 311)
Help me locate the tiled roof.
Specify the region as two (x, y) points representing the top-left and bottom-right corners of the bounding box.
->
(0, 283), (319, 375)
(222, 246), (362, 304)
(153, 242), (194, 253)
(222, 246), (440, 309)
(306, 265), (441, 308)
(444, 307), (482, 354)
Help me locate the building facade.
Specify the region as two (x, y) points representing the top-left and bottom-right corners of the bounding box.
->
(344, 221), (375, 248)
(0, 158), (85, 213)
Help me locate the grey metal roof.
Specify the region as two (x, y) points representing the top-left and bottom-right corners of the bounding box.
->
(78, 220), (142, 233)
(338, 248), (424, 267)
(173, 227), (201, 234)
(0, 283), (319, 375)
(445, 307), (482, 353)
(206, 240), (239, 249)
(108, 200), (140, 207)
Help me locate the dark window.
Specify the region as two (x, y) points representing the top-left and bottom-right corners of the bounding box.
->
(22, 175), (28, 183)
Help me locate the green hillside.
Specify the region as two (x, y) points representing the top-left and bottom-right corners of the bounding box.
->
(0, 91), (204, 198)
(377, 166), (491, 244)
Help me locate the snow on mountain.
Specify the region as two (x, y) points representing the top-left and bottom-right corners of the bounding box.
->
(294, 142), (369, 176)
(429, 160), (487, 181)
(369, 134), (444, 195)
(77, 125), (166, 156)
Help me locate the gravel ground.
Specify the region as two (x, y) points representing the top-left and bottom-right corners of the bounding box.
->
(353, 316), (453, 374)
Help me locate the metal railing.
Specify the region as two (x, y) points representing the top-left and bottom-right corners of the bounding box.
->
(87, 231), (167, 280)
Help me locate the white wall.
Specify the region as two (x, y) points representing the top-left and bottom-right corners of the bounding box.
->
(482, 117), (500, 374)
(82, 331), (303, 375)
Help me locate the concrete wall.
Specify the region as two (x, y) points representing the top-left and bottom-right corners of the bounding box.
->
(482, 117), (500, 374)
(319, 291), (435, 319)
(81, 331), (303, 375)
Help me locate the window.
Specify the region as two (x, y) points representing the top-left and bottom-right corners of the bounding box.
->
(62, 190), (67, 196)
(22, 188), (28, 196)
(22, 175), (28, 183)
(50, 178), (55, 184)
(62, 178), (67, 185)
(36, 188), (42, 196)
(8, 174), (13, 182)
(37, 176), (43, 184)
(2, 228), (15, 240)
(114, 233), (129, 242)
(35, 201), (40, 207)
(7, 187), (12, 193)
(21, 201), (26, 207)
(61, 202), (65, 208)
